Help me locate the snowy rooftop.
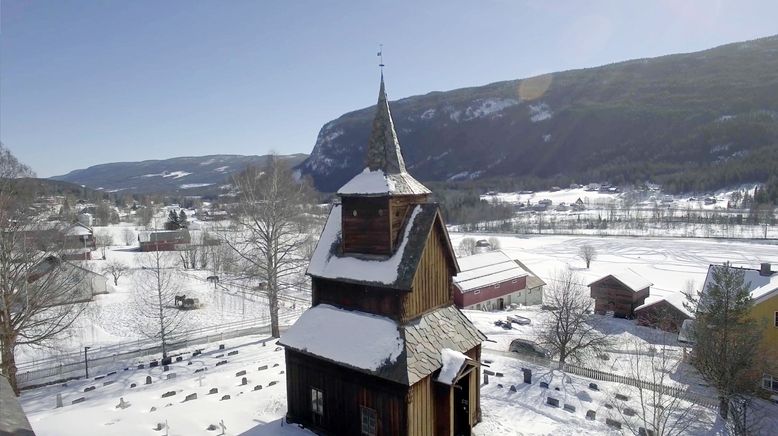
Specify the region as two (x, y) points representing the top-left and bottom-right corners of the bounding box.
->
(279, 304), (404, 372)
(337, 168), (431, 196)
(65, 223), (92, 236)
(436, 348), (469, 385)
(634, 292), (694, 318)
(454, 251), (528, 292)
(587, 268), (652, 292)
(306, 204), (444, 289)
(702, 264), (778, 303)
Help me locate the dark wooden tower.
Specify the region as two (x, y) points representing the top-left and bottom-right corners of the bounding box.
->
(280, 75), (485, 435)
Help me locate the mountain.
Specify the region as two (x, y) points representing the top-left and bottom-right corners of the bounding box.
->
(51, 154), (308, 195)
(299, 36), (778, 193)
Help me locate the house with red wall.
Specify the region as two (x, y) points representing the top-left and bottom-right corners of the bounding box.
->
(453, 251), (545, 310)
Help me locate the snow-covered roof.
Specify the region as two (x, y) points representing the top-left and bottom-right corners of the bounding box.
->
(306, 203), (452, 289)
(588, 269), (652, 292)
(454, 251), (528, 292)
(436, 348), (469, 385)
(634, 292), (694, 318)
(701, 264), (778, 303)
(337, 168), (430, 196)
(65, 223), (92, 236)
(281, 304), (485, 386)
(279, 304), (404, 372)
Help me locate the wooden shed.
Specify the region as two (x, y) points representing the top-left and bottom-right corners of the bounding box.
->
(634, 296), (692, 332)
(279, 75), (485, 435)
(588, 271), (652, 318)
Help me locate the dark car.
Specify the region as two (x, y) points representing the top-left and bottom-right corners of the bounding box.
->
(509, 338), (550, 358)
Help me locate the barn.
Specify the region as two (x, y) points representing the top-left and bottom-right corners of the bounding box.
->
(138, 229), (191, 252)
(279, 75), (485, 436)
(452, 251), (545, 310)
(588, 270), (652, 318)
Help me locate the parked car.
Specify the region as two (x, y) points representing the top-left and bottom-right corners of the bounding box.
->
(509, 338), (550, 358)
(507, 315), (531, 325)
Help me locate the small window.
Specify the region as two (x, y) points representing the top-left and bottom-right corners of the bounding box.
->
(474, 290), (481, 295)
(378, 209), (384, 216)
(361, 406), (377, 436)
(352, 210), (358, 217)
(494, 283), (500, 289)
(774, 311), (778, 328)
(511, 279), (517, 284)
(763, 374), (778, 393)
(311, 387), (324, 416)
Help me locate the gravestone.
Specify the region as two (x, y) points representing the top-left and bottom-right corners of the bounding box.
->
(215, 360), (227, 367)
(163, 365), (169, 372)
(274, 347), (282, 352)
(154, 423), (164, 431)
(195, 368), (206, 373)
(546, 397), (559, 407)
(150, 360), (159, 368)
(253, 385), (262, 391)
(483, 370), (495, 376)
(130, 383), (137, 388)
(522, 368), (532, 384)
(497, 384), (503, 388)
(137, 364), (145, 369)
(94, 375), (104, 381)
(84, 386), (95, 392)
(207, 424), (218, 431)
(624, 408), (636, 417)
(219, 344), (225, 350)
(176, 356), (183, 362)
(235, 370), (246, 377)
(586, 410), (596, 420)
(220, 395), (231, 401)
(258, 365), (268, 371)
(241, 377), (248, 386)
(116, 397), (131, 409)
(103, 380), (114, 386)
(495, 372), (504, 377)
(167, 373), (177, 380)
(192, 350), (202, 357)
(272, 363), (279, 367)
(188, 361), (193, 366)
(214, 354), (224, 358)
(615, 393), (629, 401)
(638, 427), (655, 436)
(145, 376), (152, 385)
(484, 374), (489, 385)
(107, 371), (117, 376)
(150, 406), (157, 412)
(588, 382), (599, 391)
(209, 388), (218, 395)
(161, 391), (176, 398)
(279, 370), (285, 375)
(228, 350), (238, 356)
(604, 403), (613, 409)
(606, 419), (622, 430)
(509, 385), (517, 392)
(72, 397), (86, 404)
(563, 404), (576, 413)
(56, 393), (63, 408)
(161, 356), (172, 365)
(268, 381), (277, 387)
(539, 382), (549, 389)
(554, 387), (560, 391)
(184, 393), (197, 402)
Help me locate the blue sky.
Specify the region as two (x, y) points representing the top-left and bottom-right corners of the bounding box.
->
(2, 1), (777, 177)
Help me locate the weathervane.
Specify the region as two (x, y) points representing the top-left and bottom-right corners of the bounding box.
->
(377, 44), (384, 72)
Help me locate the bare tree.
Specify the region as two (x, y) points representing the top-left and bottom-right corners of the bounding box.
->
(95, 232), (113, 259)
(132, 251), (187, 360)
(487, 236), (501, 251)
(457, 237), (477, 256)
(612, 328), (711, 435)
(225, 155), (314, 338)
(122, 228), (136, 246)
(578, 244), (596, 268)
(0, 144), (88, 394)
(135, 206), (154, 228)
(537, 269), (609, 366)
(102, 259), (129, 286)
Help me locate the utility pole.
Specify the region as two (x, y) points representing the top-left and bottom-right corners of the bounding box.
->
(84, 346), (91, 378)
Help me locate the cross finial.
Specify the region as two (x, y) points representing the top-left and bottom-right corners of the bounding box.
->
(377, 44), (384, 73)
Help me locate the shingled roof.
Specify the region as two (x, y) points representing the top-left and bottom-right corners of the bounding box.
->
(337, 75), (430, 196)
(307, 202), (457, 289)
(280, 304), (486, 386)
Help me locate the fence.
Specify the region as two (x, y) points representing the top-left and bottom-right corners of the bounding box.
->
(490, 350), (718, 409)
(15, 311), (300, 389)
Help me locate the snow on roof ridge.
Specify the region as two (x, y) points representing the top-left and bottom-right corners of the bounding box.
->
(436, 348), (469, 385)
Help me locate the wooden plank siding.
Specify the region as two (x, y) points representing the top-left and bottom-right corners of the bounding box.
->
(402, 223), (455, 321)
(590, 277), (649, 318)
(285, 349), (407, 435)
(312, 278), (403, 320)
(341, 196), (392, 255)
(407, 376), (435, 435)
(465, 345), (481, 426)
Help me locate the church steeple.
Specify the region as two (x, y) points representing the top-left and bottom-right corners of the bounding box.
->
(366, 74), (407, 174)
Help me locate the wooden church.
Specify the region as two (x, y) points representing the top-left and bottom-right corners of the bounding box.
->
(280, 75), (486, 436)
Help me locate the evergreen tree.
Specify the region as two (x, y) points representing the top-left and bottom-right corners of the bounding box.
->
(178, 210), (188, 229)
(165, 210), (181, 230)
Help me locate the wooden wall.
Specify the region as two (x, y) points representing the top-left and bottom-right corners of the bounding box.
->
(285, 349), (407, 435)
(406, 376), (435, 435)
(402, 224), (454, 320)
(465, 345), (481, 426)
(312, 278), (403, 320)
(342, 196), (391, 255)
(590, 277), (649, 318)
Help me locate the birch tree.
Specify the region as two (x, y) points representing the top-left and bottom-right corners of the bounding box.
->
(225, 155), (314, 337)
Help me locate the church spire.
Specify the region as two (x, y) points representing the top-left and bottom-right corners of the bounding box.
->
(366, 73), (407, 174)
